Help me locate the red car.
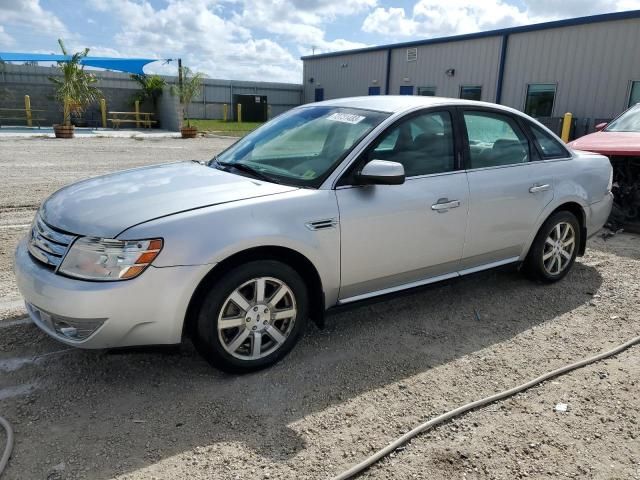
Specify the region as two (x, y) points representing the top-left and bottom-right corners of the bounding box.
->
(568, 104), (640, 231)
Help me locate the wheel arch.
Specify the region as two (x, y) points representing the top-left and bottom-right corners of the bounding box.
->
(549, 202), (587, 256)
(183, 245), (325, 339)
(525, 201), (587, 260)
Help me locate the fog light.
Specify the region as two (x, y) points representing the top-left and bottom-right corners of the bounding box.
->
(52, 316), (105, 340)
(27, 303), (106, 341)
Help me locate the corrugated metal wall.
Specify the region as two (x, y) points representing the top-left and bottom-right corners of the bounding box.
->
(303, 50), (388, 103)
(388, 36), (502, 100)
(500, 18), (640, 118)
(301, 15), (640, 121)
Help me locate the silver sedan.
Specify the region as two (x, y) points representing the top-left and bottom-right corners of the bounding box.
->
(15, 96), (613, 372)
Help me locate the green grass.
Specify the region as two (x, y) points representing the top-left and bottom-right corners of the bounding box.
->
(188, 119), (263, 137)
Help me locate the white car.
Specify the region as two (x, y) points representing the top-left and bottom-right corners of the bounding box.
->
(15, 96), (613, 372)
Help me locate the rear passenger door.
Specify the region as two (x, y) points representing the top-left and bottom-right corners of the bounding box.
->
(459, 109), (554, 270)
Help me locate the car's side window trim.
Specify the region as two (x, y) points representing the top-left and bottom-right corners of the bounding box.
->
(335, 106), (463, 187)
(456, 107), (534, 171)
(519, 119), (572, 161)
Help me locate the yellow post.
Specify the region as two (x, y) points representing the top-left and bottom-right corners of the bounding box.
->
(561, 112), (573, 143)
(24, 95), (32, 127)
(135, 100), (141, 128)
(100, 98), (107, 128)
(223, 103), (228, 122)
(237, 103), (242, 123)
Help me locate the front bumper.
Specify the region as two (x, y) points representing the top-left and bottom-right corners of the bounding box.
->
(15, 238), (212, 348)
(587, 192), (614, 238)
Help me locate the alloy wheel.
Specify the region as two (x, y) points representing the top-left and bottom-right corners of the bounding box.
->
(542, 221), (576, 275)
(217, 277), (297, 360)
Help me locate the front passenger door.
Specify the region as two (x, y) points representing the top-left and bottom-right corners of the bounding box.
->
(336, 110), (469, 302)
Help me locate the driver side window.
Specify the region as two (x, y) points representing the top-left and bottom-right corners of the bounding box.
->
(367, 111), (455, 177)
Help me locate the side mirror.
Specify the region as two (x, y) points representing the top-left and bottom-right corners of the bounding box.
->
(595, 122), (607, 131)
(356, 159), (405, 185)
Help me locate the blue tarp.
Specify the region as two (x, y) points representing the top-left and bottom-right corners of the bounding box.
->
(0, 52), (160, 75)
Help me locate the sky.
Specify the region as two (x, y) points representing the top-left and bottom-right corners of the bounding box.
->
(1, 0), (639, 84)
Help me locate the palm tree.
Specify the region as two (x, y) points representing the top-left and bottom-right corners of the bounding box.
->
(171, 66), (203, 128)
(130, 74), (166, 110)
(49, 39), (102, 126)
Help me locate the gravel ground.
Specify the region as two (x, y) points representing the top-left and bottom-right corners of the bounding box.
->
(1, 137), (639, 480)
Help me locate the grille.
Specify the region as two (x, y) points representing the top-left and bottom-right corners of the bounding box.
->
(27, 215), (76, 269)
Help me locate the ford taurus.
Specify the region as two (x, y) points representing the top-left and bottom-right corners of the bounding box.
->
(15, 96), (613, 372)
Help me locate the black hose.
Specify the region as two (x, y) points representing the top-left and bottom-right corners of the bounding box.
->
(331, 334), (640, 480)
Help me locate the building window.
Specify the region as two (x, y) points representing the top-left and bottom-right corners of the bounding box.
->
(406, 48), (417, 62)
(399, 85), (414, 95)
(524, 83), (556, 117)
(417, 86), (436, 96)
(314, 88), (324, 102)
(460, 86), (482, 101)
(629, 81), (640, 107)
(368, 86), (381, 95)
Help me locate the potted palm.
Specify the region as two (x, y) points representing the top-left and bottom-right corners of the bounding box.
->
(130, 73), (166, 111)
(49, 39), (102, 138)
(171, 66), (203, 138)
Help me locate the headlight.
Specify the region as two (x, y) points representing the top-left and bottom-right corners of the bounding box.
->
(59, 237), (163, 281)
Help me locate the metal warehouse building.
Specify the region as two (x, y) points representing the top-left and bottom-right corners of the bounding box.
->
(301, 10), (640, 135)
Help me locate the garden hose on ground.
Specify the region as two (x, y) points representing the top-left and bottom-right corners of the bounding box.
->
(0, 415), (14, 477)
(331, 334), (640, 480)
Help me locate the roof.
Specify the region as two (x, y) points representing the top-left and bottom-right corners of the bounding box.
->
(310, 95), (521, 114)
(0, 52), (160, 75)
(301, 10), (640, 60)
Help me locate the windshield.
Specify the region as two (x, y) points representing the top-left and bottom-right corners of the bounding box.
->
(605, 104), (640, 132)
(211, 106), (389, 187)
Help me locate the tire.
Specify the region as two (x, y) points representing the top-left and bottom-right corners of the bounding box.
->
(194, 260), (309, 373)
(524, 210), (581, 283)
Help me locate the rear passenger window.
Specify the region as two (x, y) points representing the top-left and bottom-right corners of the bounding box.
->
(530, 124), (569, 159)
(463, 111), (530, 169)
(368, 111), (455, 177)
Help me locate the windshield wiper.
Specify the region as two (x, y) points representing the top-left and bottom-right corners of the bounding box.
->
(214, 161), (280, 184)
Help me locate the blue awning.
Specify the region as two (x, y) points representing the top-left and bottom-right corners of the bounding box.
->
(0, 52), (161, 75)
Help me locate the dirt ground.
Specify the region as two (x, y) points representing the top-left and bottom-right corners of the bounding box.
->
(0, 137), (639, 480)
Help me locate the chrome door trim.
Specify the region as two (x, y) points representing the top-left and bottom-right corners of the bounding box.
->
(338, 271), (458, 304)
(337, 256), (520, 305)
(457, 256), (520, 275)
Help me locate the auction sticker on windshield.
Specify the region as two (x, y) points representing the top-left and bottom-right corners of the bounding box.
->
(326, 113), (366, 124)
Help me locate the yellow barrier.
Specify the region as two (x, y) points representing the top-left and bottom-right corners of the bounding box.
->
(24, 95), (32, 127)
(135, 100), (141, 128)
(237, 103), (242, 123)
(100, 98), (107, 128)
(223, 103), (228, 122)
(561, 112), (573, 143)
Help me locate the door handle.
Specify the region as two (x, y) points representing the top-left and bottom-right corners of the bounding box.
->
(529, 184), (551, 193)
(431, 199), (461, 212)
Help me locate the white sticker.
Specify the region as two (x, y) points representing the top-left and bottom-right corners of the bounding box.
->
(326, 112), (366, 124)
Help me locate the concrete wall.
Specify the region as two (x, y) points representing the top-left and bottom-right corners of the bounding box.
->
(0, 63), (303, 129)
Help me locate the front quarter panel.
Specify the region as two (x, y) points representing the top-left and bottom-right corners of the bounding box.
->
(118, 189), (341, 307)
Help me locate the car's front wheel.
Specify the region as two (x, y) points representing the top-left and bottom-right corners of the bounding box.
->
(194, 260), (308, 372)
(525, 210), (581, 283)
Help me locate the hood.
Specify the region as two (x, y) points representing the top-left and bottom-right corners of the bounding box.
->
(568, 131), (640, 156)
(42, 162), (297, 238)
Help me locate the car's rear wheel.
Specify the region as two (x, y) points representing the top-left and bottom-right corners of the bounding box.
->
(525, 210), (581, 283)
(194, 260), (308, 372)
